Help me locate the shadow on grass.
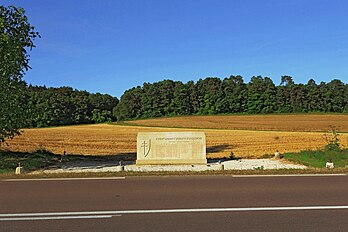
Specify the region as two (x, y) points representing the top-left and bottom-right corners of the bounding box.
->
(0, 149), (61, 173)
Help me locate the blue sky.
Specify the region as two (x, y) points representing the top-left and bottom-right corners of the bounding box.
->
(2, 0), (348, 97)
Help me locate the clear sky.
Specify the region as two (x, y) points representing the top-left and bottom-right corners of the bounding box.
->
(2, 0), (348, 97)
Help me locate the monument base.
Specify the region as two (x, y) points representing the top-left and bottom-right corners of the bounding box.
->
(136, 159), (207, 165)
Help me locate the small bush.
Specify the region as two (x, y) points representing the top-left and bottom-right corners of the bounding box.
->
(323, 126), (341, 152)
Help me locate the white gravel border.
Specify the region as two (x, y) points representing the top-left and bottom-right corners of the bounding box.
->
(33, 159), (307, 174)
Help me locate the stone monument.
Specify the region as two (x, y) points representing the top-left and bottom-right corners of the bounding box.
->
(136, 132), (206, 165)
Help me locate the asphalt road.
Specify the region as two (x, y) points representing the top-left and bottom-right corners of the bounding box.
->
(1, 175), (348, 232)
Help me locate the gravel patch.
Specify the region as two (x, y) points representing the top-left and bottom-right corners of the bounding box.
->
(223, 159), (307, 170)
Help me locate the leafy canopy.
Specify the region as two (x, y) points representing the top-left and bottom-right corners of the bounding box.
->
(0, 5), (39, 143)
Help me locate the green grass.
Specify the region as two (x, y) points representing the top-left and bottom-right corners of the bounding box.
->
(0, 150), (62, 174)
(283, 149), (348, 168)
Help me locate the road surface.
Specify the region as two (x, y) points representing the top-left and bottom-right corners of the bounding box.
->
(1, 175), (348, 231)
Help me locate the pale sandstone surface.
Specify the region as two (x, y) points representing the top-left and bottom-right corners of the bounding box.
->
(136, 132), (207, 165)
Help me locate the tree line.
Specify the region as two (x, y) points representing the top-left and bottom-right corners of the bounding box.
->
(24, 85), (118, 127)
(114, 76), (348, 121)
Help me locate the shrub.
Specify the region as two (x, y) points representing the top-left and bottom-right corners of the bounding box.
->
(323, 126), (341, 152)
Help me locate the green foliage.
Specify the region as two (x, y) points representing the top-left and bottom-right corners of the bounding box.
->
(26, 86), (118, 127)
(92, 109), (113, 123)
(0, 5), (40, 79)
(114, 75), (348, 121)
(247, 76), (277, 114)
(0, 5), (39, 143)
(0, 78), (27, 142)
(323, 126), (341, 152)
(0, 150), (59, 173)
(222, 75), (247, 113)
(283, 126), (345, 168)
(283, 149), (348, 168)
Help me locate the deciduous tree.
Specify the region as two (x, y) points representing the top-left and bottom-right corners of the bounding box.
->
(0, 5), (39, 143)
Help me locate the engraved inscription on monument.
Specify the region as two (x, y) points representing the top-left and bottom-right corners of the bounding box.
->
(137, 132), (206, 165)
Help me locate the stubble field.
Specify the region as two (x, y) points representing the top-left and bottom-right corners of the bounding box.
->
(123, 114), (348, 132)
(4, 114), (348, 159)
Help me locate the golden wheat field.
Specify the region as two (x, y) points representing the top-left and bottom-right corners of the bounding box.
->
(4, 116), (348, 159)
(124, 114), (348, 132)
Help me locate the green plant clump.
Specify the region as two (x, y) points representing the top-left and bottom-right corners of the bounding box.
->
(323, 126), (341, 152)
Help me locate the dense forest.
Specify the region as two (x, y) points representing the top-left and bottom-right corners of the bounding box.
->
(20, 76), (348, 127)
(114, 76), (348, 121)
(24, 85), (118, 127)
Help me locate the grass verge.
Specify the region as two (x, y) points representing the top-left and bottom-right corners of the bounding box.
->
(0, 150), (60, 174)
(283, 149), (348, 168)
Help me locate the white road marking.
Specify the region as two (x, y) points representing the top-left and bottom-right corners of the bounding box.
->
(1, 205), (348, 220)
(232, 174), (347, 177)
(0, 215), (116, 221)
(2, 177), (125, 182)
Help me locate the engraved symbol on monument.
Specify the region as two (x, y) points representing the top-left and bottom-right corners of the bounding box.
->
(141, 139), (151, 157)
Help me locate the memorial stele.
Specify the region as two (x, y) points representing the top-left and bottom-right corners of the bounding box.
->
(136, 132), (207, 165)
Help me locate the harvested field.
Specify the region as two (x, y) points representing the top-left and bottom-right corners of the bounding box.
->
(4, 124), (348, 159)
(122, 114), (348, 132)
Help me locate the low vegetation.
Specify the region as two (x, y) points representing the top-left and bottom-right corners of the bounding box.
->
(283, 149), (348, 168)
(0, 150), (60, 174)
(284, 127), (348, 168)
